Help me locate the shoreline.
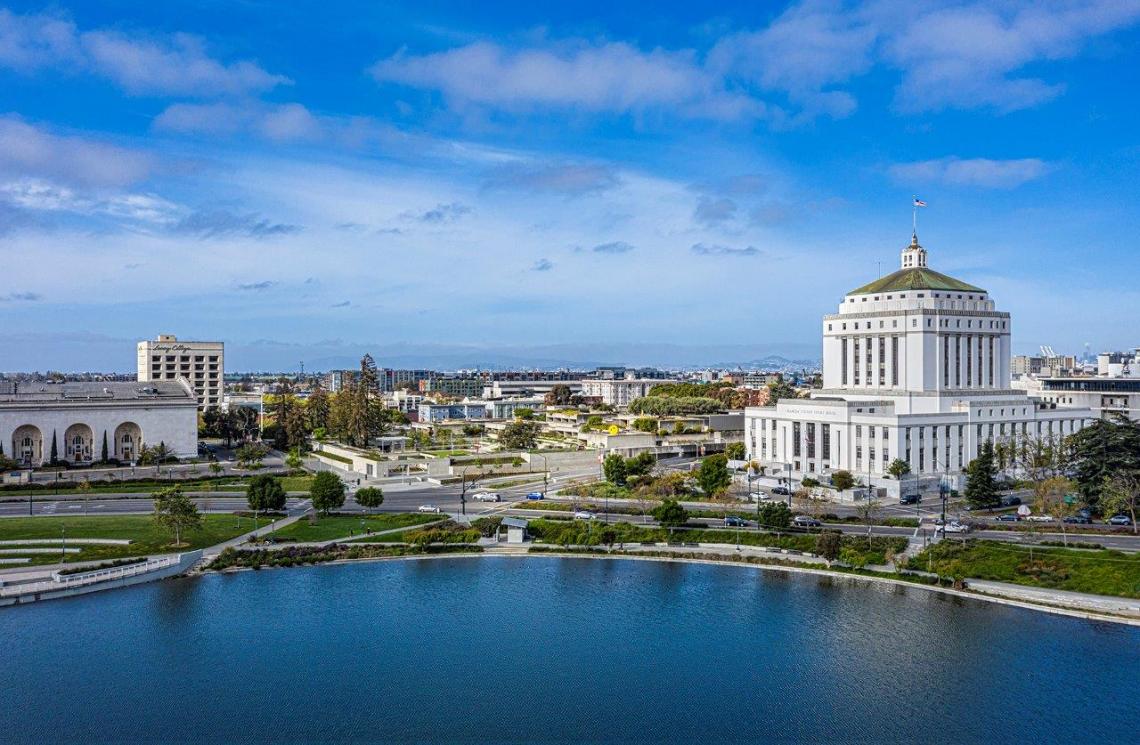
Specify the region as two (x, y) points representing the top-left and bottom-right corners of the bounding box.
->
(196, 547), (1140, 628)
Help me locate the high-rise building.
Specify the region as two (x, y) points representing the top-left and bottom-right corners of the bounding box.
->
(137, 334), (224, 411)
(745, 233), (1094, 494)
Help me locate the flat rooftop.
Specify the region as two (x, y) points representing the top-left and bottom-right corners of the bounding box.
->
(0, 380), (195, 403)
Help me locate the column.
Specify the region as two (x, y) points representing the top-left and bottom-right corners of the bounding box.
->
(948, 334), (958, 389)
(981, 334), (990, 388)
(847, 335), (856, 389)
(871, 335), (880, 389)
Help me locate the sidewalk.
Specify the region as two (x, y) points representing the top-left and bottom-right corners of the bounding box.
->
(966, 579), (1140, 618)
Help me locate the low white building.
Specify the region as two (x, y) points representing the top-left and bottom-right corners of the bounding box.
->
(580, 378), (664, 407)
(745, 233), (1094, 494)
(1, 380), (198, 466)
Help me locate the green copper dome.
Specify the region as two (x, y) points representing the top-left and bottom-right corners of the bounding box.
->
(848, 267), (985, 296)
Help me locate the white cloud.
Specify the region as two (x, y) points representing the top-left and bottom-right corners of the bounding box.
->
(0, 9), (288, 97)
(889, 157), (1051, 189)
(0, 116), (154, 187)
(371, 40), (762, 119)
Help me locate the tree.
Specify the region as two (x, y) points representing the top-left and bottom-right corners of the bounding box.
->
(603, 452), (627, 486)
(285, 448), (304, 471)
(310, 471), (346, 515)
(964, 439), (1000, 510)
(236, 442), (268, 469)
(767, 379), (799, 404)
(725, 442), (746, 461)
(831, 470), (855, 492)
(208, 461), (224, 476)
(500, 420), (540, 450)
(855, 498), (882, 549)
(757, 501), (792, 530)
(696, 454), (732, 497)
(152, 486), (202, 547)
(1035, 476), (1078, 546)
(355, 486), (385, 513)
(544, 384), (574, 406)
(1101, 473), (1140, 535)
(514, 408), (535, 420)
(101, 430), (109, 462)
(50, 430), (58, 465)
(1069, 416), (1140, 512)
(651, 499), (689, 527)
(307, 384), (330, 432)
(247, 474), (287, 517)
(815, 530), (842, 566)
(886, 458), (911, 480)
(632, 417), (657, 433)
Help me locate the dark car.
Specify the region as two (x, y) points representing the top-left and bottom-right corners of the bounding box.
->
(1108, 514), (1133, 526)
(1063, 515), (1092, 524)
(994, 514), (1021, 522)
(1077, 508), (1093, 520)
(724, 516), (749, 528)
(900, 493), (921, 505)
(771, 486), (791, 496)
(792, 516), (822, 528)
(999, 495), (1022, 507)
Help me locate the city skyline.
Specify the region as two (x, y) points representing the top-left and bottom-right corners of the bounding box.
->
(2, 1), (1140, 370)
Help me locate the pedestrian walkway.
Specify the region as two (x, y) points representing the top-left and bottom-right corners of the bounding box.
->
(967, 579), (1140, 618)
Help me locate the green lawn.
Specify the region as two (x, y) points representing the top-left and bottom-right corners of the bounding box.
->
(911, 540), (1140, 598)
(0, 514), (272, 566)
(266, 513), (443, 543)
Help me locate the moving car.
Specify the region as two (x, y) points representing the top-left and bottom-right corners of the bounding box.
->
(771, 486), (791, 496)
(526, 492), (544, 500)
(573, 510), (597, 520)
(900, 493), (921, 505)
(936, 521), (971, 534)
(724, 515), (749, 527)
(417, 504), (442, 514)
(1025, 515), (1053, 522)
(792, 515), (822, 528)
(472, 492), (500, 502)
(1063, 515), (1092, 524)
(994, 514), (1021, 522)
(1108, 514), (1133, 526)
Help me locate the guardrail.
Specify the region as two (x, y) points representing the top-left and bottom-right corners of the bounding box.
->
(50, 555), (179, 585)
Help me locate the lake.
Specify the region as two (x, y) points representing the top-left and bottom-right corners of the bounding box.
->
(3, 556), (1138, 744)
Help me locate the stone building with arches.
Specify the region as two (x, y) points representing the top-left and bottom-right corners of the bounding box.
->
(0, 380), (197, 468)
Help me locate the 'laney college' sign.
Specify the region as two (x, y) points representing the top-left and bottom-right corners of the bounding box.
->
(151, 344), (194, 353)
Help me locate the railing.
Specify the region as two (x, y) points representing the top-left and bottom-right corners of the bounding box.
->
(51, 555), (180, 585)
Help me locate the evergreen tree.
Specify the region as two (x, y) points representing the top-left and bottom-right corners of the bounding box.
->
(603, 453), (627, 485)
(965, 439), (1000, 509)
(696, 454), (732, 497)
(50, 430), (58, 465)
(307, 383), (330, 431)
(1068, 416), (1140, 512)
(101, 430), (109, 462)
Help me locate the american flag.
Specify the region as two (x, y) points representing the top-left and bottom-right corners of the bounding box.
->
(913, 198), (927, 207)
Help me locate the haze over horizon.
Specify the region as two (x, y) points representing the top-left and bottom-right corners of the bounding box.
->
(2, 1), (1139, 371)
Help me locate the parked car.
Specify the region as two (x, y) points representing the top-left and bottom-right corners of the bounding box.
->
(418, 504), (441, 514)
(772, 486), (791, 496)
(1025, 515), (1053, 522)
(936, 521), (971, 534)
(1108, 514), (1133, 526)
(900, 493), (921, 505)
(472, 492), (500, 502)
(724, 515), (749, 527)
(792, 515), (822, 528)
(1077, 508), (1093, 520)
(994, 514), (1021, 522)
(573, 510), (597, 520)
(999, 495), (1022, 507)
(526, 492), (544, 500)
(1063, 515), (1092, 524)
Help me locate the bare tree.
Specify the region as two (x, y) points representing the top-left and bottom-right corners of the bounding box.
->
(855, 498), (882, 549)
(1101, 473), (1140, 535)
(1035, 476), (1077, 546)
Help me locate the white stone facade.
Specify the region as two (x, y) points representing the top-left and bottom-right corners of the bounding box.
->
(1, 380), (198, 466)
(580, 379), (663, 407)
(137, 334), (224, 411)
(745, 235), (1094, 493)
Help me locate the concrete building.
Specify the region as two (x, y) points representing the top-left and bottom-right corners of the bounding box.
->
(422, 376), (483, 398)
(137, 334), (223, 411)
(744, 233), (1093, 495)
(1015, 349), (1140, 422)
(482, 380), (583, 399)
(1, 380), (198, 466)
(580, 378), (664, 407)
(417, 402), (490, 423)
(1011, 354), (1078, 379)
(323, 370), (358, 393)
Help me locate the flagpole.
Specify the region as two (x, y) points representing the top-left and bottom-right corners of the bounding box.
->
(912, 195), (917, 236)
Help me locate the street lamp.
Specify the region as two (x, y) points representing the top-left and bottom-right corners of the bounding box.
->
(459, 464), (478, 517)
(785, 462), (793, 508)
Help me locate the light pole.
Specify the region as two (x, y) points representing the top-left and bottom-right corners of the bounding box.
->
(459, 464), (477, 517)
(785, 462), (792, 508)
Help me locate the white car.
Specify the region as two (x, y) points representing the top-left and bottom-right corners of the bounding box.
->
(1025, 515), (1053, 522)
(573, 510), (597, 520)
(417, 504), (442, 514)
(472, 492), (500, 502)
(936, 521), (970, 534)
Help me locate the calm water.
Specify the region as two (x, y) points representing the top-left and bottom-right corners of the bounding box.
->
(3, 557), (1139, 745)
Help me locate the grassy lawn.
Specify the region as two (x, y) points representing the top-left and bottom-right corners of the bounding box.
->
(424, 449), (471, 457)
(0, 514), (272, 566)
(266, 513), (442, 543)
(911, 540), (1140, 598)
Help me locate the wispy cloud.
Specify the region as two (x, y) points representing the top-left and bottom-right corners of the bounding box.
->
(237, 280), (277, 291)
(403, 202), (470, 224)
(0, 116), (153, 187)
(173, 209), (301, 239)
(889, 157), (1051, 189)
(693, 196), (738, 227)
(0, 291), (41, 302)
(0, 9), (289, 97)
(592, 241), (635, 254)
(531, 258), (554, 271)
(483, 162), (620, 196)
(330, 300), (351, 308)
(691, 242), (761, 257)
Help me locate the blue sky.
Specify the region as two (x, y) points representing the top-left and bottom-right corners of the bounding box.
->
(2, 0), (1139, 371)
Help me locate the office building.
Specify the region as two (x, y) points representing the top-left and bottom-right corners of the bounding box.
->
(137, 334), (223, 411)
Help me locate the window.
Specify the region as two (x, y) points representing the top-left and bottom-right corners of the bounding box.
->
(841, 338), (848, 385)
(793, 422), (801, 457)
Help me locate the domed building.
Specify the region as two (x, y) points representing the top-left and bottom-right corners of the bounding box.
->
(744, 234), (1094, 497)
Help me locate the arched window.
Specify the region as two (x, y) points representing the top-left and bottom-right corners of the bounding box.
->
(22, 437), (32, 447)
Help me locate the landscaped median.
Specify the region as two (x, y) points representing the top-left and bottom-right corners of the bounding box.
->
(207, 543), (481, 571)
(262, 512), (443, 543)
